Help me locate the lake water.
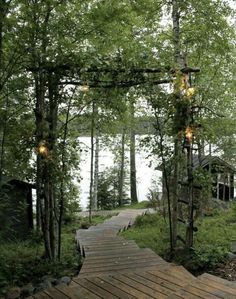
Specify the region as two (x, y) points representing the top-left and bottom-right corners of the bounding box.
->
(77, 136), (162, 210)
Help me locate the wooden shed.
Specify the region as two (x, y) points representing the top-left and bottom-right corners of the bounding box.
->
(193, 155), (235, 201)
(0, 177), (34, 240)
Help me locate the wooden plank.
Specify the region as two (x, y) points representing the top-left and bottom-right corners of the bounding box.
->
(87, 277), (137, 299)
(84, 244), (139, 253)
(81, 240), (137, 247)
(184, 284), (223, 299)
(83, 249), (153, 259)
(122, 272), (176, 296)
(73, 278), (119, 299)
(148, 270), (188, 287)
(80, 259), (165, 275)
(190, 279), (236, 298)
(33, 292), (52, 299)
(132, 271), (181, 292)
(44, 287), (70, 299)
(161, 265), (196, 281)
(167, 294), (185, 299)
(170, 288), (203, 299)
(95, 275), (155, 299)
(56, 284), (101, 299)
(83, 255), (163, 268)
(199, 273), (236, 289)
(84, 249), (142, 257)
(81, 257), (165, 270)
(83, 240), (138, 247)
(84, 252), (158, 264)
(111, 273), (168, 299)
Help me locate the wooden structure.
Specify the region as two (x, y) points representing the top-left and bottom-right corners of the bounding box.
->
(193, 155), (235, 201)
(0, 176), (34, 239)
(28, 209), (236, 299)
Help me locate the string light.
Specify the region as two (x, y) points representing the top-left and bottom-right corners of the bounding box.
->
(185, 126), (193, 142)
(80, 85), (89, 92)
(186, 87), (195, 98)
(37, 141), (49, 157)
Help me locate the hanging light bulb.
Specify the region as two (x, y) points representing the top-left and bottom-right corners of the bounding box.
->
(80, 85), (89, 92)
(37, 141), (49, 157)
(185, 126), (193, 142)
(186, 87), (195, 98)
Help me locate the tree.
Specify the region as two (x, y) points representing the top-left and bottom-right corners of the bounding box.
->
(129, 98), (138, 204)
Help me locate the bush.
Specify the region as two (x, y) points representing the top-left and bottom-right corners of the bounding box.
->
(97, 167), (129, 210)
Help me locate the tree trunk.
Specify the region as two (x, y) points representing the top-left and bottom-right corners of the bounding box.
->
(0, 0), (8, 182)
(171, 0), (182, 249)
(0, 90), (8, 182)
(34, 71), (46, 232)
(130, 100), (138, 204)
(154, 107), (173, 251)
(118, 128), (126, 206)
(58, 96), (72, 260)
(47, 72), (59, 260)
(89, 101), (95, 222)
(93, 136), (99, 211)
(185, 141), (194, 248)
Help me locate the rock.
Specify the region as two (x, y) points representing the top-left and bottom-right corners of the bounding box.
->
(35, 280), (52, 293)
(48, 277), (58, 286)
(41, 275), (57, 286)
(60, 276), (71, 285)
(6, 287), (21, 299)
(227, 252), (236, 261)
(21, 283), (35, 297)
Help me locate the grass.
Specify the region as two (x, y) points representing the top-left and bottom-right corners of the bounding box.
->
(0, 214), (112, 296)
(121, 204), (236, 273)
(114, 200), (151, 210)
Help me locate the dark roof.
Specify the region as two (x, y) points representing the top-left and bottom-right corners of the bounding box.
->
(192, 155), (236, 172)
(1, 176), (35, 188)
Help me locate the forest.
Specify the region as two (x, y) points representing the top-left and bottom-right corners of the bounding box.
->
(0, 0), (236, 298)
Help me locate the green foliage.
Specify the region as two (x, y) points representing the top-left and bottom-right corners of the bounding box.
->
(97, 167), (130, 210)
(122, 206), (236, 273)
(121, 213), (170, 255)
(0, 214), (115, 295)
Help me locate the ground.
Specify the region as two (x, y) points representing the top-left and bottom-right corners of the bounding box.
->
(210, 260), (236, 281)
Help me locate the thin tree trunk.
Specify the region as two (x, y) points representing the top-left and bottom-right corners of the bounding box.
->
(0, 90), (8, 181)
(154, 108), (173, 252)
(172, 0), (182, 249)
(185, 140), (194, 248)
(58, 95), (72, 260)
(223, 166), (226, 201)
(35, 71), (45, 232)
(0, 0), (7, 182)
(89, 101), (95, 222)
(47, 72), (59, 259)
(130, 100), (138, 204)
(118, 129), (126, 206)
(93, 136), (99, 211)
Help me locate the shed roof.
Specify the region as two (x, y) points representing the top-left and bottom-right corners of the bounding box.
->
(1, 176), (35, 188)
(192, 155), (236, 173)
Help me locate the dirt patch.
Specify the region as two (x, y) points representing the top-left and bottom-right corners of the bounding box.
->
(209, 260), (236, 281)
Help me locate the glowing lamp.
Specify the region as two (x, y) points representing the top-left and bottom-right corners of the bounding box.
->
(186, 87), (195, 98)
(80, 85), (89, 92)
(185, 127), (193, 141)
(37, 141), (49, 157)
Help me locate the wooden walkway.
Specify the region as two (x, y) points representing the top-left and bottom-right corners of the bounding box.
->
(28, 210), (236, 299)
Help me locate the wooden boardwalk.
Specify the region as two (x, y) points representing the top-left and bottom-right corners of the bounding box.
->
(28, 210), (236, 299)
